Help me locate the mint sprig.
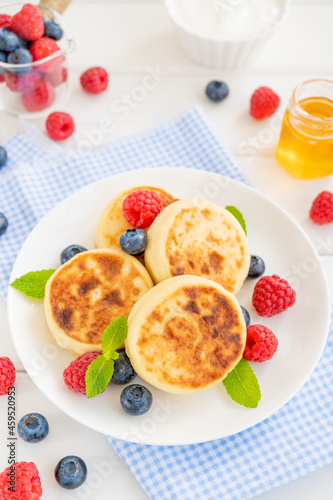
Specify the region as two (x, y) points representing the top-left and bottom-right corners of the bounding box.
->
(85, 315), (128, 399)
(222, 359), (261, 408)
(225, 206), (247, 235)
(10, 269), (56, 299)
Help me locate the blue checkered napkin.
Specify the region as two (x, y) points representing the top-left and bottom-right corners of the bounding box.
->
(0, 105), (246, 300)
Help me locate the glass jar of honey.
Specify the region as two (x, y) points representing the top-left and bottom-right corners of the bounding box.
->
(275, 79), (333, 179)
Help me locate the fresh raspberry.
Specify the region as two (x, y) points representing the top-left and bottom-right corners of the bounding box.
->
(123, 190), (162, 228)
(46, 112), (75, 140)
(5, 70), (42, 93)
(0, 462), (42, 500)
(0, 357), (16, 395)
(0, 75), (5, 83)
(21, 79), (55, 112)
(252, 274), (296, 317)
(0, 14), (11, 29)
(45, 66), (67, 87)
(243, 325), (278, 362)
(63, 352), (99, 394)
(250, 86), (280, 119)
(9, 4), (44, 41)
(80, 67), (108, 94)
(29, 37), (62, 72)
(309, 191), (333, 225)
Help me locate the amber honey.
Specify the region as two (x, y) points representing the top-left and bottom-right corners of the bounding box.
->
(275, 80), (333, 179)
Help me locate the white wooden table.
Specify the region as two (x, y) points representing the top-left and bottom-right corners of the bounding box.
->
(1, 0), (333, 498)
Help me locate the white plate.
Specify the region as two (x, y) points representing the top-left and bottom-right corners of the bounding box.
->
(7, 168), (330, 446)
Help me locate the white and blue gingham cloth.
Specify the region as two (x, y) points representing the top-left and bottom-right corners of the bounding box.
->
(1, 106), (332, 500)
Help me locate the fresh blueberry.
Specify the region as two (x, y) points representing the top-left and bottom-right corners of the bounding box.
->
(120, 384), (152, 416)
(60, 244), (87, 265)
(0, 29), (20, 52)
(17, 37), (30, 50)
(17, 413), (49, 443)
(0, 51), (6, 75)
(205, 81), (229, 103)
(7, 48), (32, 75)
(44, 19), (63, 41)
(0, 213), (8, 236)
(55, 456), (87, 490)
(111, 351), (136, 385)
(0, 146), (7, 167)
(119, 229), (147, 255)
(241, 306), (251, 327)
(247, 255), (265, 279)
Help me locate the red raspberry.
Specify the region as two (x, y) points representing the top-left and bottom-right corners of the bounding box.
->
(45, 66), (67, 87)
(309, 191), (333, 225)
(0, 357), (16, 395)
(80, 67), (108, 94)
(0, 462), (42, 500)
(0, 14), (11, 29)
(250, 86), (280, 119)
(46, 112), (75, 141)
(252, 274), (296, 317)
(63, 352), (99, 394)
(21, 79), (55, 112)
(5, 70), (42, 93)
(30, 37), (62, 72)
(123, 190), (162, 228)
(0, 75), (5, 83)
(9, 4), (44, 41)
(243, 325), (278, 362)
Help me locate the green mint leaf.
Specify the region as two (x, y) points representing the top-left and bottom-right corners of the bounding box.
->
(225, 206), (247, 235)
(85, 355), (114, 399)
(10, 269), (56, 299)
(222, 359), (261, 408)
(101, 315), (128, 354)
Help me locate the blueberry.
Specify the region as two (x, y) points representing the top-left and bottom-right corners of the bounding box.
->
(0, 212), (8, 236)
(0, 51), (6, 75)
(241, 306), (251, 327)
(44, 19), (63, 41)
(247, 255), (265, 279)
(7, 48), (32, 75)
(0, 146), (7, 167)
(55, 456), (87, 490)
(17, 413), (49, 443)
(60, 244), (87, 265)
(111, 351), (136, 385)
(119, 229), (147, 255)
(205, 81), (229, 103)
(17, 37), (30, 50)
(120, 384), (152, 416)
(0, 29), (20, 52)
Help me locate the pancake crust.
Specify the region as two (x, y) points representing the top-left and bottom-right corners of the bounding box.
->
(95, 186), (176, 249)
(125, 275), (246, 394)
(144, 199), (250, 295)
(44, 249), (153, 355)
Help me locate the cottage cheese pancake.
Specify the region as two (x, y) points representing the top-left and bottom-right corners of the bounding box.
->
(144, 198), (250, 294)
(95, 186), (176, 249)
(44, 249), (153, 356)
(125, 275), (246, 394)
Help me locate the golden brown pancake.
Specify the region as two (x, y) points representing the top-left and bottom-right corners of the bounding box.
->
(125, 275), (246, 394)
(144, 198), (250, 295)
(44, 249), (153, 355)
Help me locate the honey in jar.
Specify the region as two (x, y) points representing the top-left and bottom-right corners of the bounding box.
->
(275, 79), (333, 179)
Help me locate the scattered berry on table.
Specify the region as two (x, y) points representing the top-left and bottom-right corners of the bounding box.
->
(21, 79), (55, 112)
(0, 14), (11, 29)
(252, 274), (296, 317)
(243, 324), (278, 362)
(0, 28), (20, 52)
(10, 4), (44, 41)
(60, 244), (87, 264)
(63, 352), (99, 395)
(17, 413), (49, 443)
(7, 48), (32, 75)
(0, 213), (8, 236)
(0, 51), (6, 75)
(247, 255), (265, 279)
(54, 456), (87, 490)
(0, 145), (7, 167)
(0, 461), (42, 500)
(46, 112), (75, 141)
(205, 81), (229, 103)
(44, 19), (63, 41)
(240, 306), (251, 327)
(80, 66), (108, 94)
(0, 356), (15, 395)
(250, 86), (280, 119)
(120, 384), (153, 415)
(309, 191), (333, 225)
(45, 66), (67, 87)
(119, 228), (148, 255)
(122, 190), (162, 229)
(111, 351), (136, 385)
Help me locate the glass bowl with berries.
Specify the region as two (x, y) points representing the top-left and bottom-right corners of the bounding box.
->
(0, 2), (75, 118)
